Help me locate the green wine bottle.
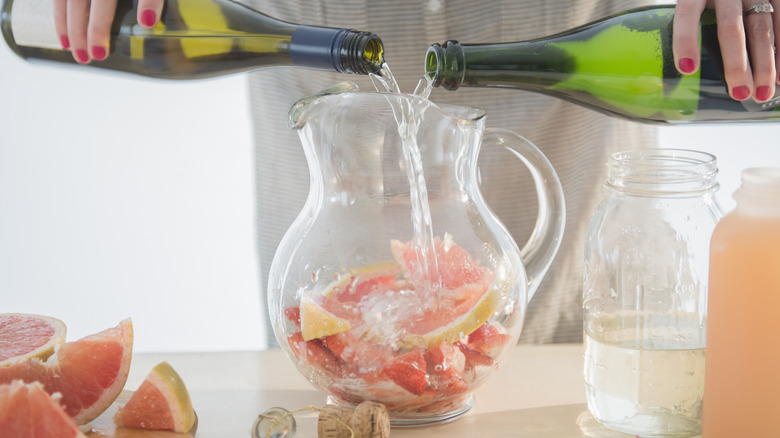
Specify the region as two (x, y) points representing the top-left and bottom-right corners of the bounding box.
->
(425, 5), (780, 124)
(1, 0), (384, 79)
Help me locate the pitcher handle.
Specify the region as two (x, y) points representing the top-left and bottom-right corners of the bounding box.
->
(481, 128), (566, 301)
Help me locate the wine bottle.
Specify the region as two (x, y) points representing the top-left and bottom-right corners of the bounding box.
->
(425, 6), (780, 124)
(1, 0), (384, 79)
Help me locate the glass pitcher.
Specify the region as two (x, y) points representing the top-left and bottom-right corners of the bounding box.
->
(267, 83), (565, 425)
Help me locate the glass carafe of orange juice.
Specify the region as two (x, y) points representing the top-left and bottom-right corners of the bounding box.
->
(702, 168), (780, 437)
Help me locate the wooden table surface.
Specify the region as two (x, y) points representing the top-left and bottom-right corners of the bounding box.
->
(95, 343), (686, 438)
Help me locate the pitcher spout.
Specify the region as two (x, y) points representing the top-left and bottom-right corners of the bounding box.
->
(288, 81), (360, 129)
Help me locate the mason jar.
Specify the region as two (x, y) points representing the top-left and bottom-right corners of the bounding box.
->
(582, 149), (723, 437)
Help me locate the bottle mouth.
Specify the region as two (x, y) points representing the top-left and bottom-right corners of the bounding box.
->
(425, 44), (444, 87)
(425, 41), (464, 90)
(338, 31), (384, 74)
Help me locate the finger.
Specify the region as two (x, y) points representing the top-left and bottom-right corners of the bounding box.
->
(87, 0), (118, 61)
(774, 5), (780, 84)
(66, 0), (91, 64)
(53, 0), (69, 49)
(714, 0), (753, 100)
(137, 0), (165, 28)
(743, 1), (777, 101)
(674, 0), (709, 74)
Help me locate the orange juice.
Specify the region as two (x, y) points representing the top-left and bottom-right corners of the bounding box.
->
(702, 168), (780, 437)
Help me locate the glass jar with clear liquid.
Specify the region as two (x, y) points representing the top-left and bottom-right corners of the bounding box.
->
(583, 149), (723, 437)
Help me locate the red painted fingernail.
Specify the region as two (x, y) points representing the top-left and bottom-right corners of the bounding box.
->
(91, 45), (107, 60)
(140, 8), (157, 27)
(74, 49), (90, 64)
(756, 86), (772, 102)
(732, 85), (751, 100)
(59, 35), (70, 50)
(679, 57), (696, 74)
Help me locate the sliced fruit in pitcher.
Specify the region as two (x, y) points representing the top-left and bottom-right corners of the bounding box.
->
(282, 235), (515, 415)
(300, 297), (352, 341)
(391, 235), (503, 348)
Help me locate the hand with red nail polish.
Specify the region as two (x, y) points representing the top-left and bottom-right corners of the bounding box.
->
(52, 0), (166, 64)
(673, 0), (779, 103)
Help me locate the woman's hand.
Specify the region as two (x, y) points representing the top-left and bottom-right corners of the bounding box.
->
(53, 0), (166, 64)
(674, 0), (779, 102)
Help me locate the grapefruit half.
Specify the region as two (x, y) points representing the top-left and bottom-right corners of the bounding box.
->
(0, 380), (87, 438)
(0, 313), (67, 367)
(0, 318), (133, 425)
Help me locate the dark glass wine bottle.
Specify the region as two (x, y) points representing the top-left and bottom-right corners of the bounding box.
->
(425, 6), (780, 124)
(1, 0), (384, 79)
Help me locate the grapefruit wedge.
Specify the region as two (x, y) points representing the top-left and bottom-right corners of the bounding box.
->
(390, 236), (503, 347)
(0, 380), (87, 438)
(0, 313), (67, 367)
(115, 361), (196, 433)
(0, 318), (133, 425)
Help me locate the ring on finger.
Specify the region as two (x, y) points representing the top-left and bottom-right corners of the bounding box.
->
(744, 2), (775, 15)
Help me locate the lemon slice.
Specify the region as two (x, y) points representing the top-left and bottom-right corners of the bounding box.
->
(300, 297), (352, 341)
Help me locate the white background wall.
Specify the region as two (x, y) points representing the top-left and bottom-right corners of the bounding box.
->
(2, 41), (779, 353)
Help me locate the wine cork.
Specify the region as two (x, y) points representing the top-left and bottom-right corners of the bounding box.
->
(317, 404), (354, 438)
(351, 402), (390, 438)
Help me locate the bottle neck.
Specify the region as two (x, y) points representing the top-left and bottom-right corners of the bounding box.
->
(733, 168), (780, 216)
(290, 26), (383, 74)
(425, 39), (566, 91)
(605, 149), (719, 197)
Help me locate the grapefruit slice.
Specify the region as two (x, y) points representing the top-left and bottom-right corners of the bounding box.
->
(390, 236), (504, 347)
(321, 261), (401, 302)
(300, 297), (351, 342)
(0, 380), (86, 438)
(0, 313), (67, 367)
(115, 361), (196, 433)
(0, 318), (133, 425)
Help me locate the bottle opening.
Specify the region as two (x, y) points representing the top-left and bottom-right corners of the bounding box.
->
(425, 44), (443, 87)
(425, 41), (464, 90)
(338, 31), (384, 74)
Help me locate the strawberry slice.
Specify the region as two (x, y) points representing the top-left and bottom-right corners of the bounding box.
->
(455, 340), (493, 368)
(287, 332), (355, 380)
(284, 307), (301, 328)
(426, 342), (468, 396)
(381, 348), (428, 396)
(466, 323), (512, 359)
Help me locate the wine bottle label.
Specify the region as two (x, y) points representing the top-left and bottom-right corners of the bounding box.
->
(6, 0), (60, 49)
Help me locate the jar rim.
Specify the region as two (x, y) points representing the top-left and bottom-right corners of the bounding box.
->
(606, 148), (719, 196)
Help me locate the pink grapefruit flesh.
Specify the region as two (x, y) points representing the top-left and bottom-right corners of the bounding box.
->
(0, 318), (134, 425)
(0, 380), (87, 438)
(115, 361), (196, 433)
(0, 313), (67, 367)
